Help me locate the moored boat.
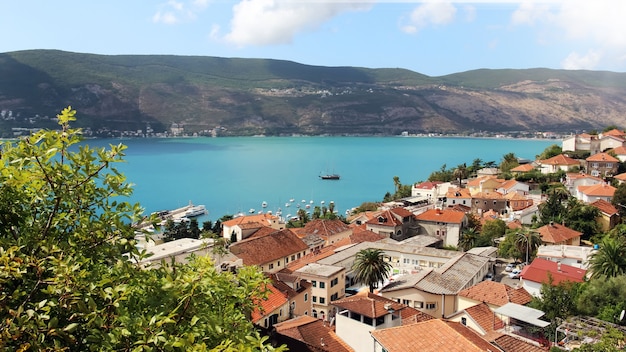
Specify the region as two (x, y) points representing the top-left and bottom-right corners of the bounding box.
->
(319, 173), (340, 180)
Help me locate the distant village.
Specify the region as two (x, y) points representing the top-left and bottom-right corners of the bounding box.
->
(133, 129), (626, 350)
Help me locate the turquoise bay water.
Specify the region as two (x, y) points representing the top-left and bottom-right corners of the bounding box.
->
(81, 137), (556, 221)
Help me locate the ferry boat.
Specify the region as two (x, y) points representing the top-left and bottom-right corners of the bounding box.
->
(319, 173), (340, 180)
(184, 204), (207, 217)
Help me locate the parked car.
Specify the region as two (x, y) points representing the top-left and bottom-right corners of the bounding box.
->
(505, 263), (514, 272)
(508, 269), (521, 279)
(485, 273), (494, 281)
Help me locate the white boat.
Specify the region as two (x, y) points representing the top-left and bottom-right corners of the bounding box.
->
(262, 201), (268, 208)
(185, 204), (207, 217)
(249, 208), (255, 214)
(285, 203), (290, 207)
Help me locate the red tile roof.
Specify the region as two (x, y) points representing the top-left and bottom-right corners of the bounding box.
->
(602, 128), (626, 137)
(520, 258), (587, 285)
(492, 334), (548, 352)
(537, 223), (582, 244)
(251, 283), (288, 323)
(332, 292), (406, 319)
(540, 154), (579, 166)
(413, 181), (443, 190)
(577, 183), (616, 197)
(299, 219), (351, 239)
(222, 213), (279, 227)
(273, 315), (354, 352)
(349, 227), (386, 243)
(415, 208), (466, 224)
(229, 229), (309, 266)
(365, 209), (404, 227)
(612, 146), (626, 155)
(614, 172), (626, 181)
(370, 319), (499, 352)
(586, 152), (619, 162)
(458, 280), (532, 307)
(465, 303), (505, 332)
(510, 164), (535, 172)
(591, 199), (618, 216)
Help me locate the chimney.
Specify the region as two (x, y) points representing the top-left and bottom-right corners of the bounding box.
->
(557, 262), (562, 272)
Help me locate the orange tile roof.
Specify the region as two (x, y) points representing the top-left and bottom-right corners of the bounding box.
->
(520, 258), (586, 285)
(400, 307), (435, 325)
(615, 172), (626, 181)
(273, 315), (354, 352)
(472, 191), (505, 199)
(540, 154), (579, 166)
(415, 208), (466, 224)
(414, 181), (443, 190)
(222, 213), (279, 227)
(586, 152), (619, 162)
(282, 245), (339, 272)
(612, 146), (626, 155)
(510, 164), (535, 172)
(365, 209), (404, 227)
(251, 283), (289, 323)
(332, 292), (406, 319)
(246, 226), (279, 239)
(349, 227), (386, 243)
(458, 280), (532, 307)
(577, 183), (616, 197)
(465, 303), (505, 332)
(537, 223), (582, 244)
(602, 128), (626, 137)
(370, 319), (498, 352)
(229, 229), (309, 266)
(566, 172), (603, 182)
(466, 176), (503, 188)
(492, 334), (548, 352)
(591, 199), (618, 216)
(498, 179), (519, 191)
(300, 219), (351, 239)
(446, 187), (472, 198)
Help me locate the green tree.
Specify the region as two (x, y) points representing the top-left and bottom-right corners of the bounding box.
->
(458, 227), (479, 251)
(500, 153), (519, 173)
(563, 198), (600, 240)
(453, 163), (468, 188)
(352, 248), (392, 293)
(480, 219), (507, 246)
(576, 276), (626, 324)
(515, 229), (542, 263)
(0, 107), (282, 351)
(537, 144), (562, 160)
(611, 182), (626, 218)
(587, 237), (626, 279)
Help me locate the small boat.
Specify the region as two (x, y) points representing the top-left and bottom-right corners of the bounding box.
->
(249, 208), (255, 214)
(185, 204), (207, 217)
(285, 203), (290, 207)
(262, 201), (268, 208)
(319, 173), (340, 180)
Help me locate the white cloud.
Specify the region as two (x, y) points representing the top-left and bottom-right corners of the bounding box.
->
(561, 50), (602, 70)
(401, 2), (456, 34)
(510, 1), (552, 26)
(222, 0), (372, 47)
(153, 0), (210, 24)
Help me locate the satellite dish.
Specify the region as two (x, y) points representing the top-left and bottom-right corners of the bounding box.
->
(620, 309), (625, 321)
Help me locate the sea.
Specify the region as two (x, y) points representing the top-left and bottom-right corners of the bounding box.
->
(78, 136), (556, 223)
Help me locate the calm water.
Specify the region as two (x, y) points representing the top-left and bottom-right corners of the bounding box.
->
(80, 136), (556, 221)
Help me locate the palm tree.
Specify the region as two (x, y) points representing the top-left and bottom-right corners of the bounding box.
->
(453, 163), (468, 188)
(515, 229), (542, 263)
(588, 237), (626, 279)
(352, 248), (392, 293)
(458, 227), (479, 252)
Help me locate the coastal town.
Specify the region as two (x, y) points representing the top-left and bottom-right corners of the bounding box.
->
(135, 128), (626, 351)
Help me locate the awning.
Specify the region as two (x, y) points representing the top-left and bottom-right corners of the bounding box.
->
(494, 303), (550, 328)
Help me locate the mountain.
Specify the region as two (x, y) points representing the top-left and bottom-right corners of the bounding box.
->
(2, 49), (626, 137)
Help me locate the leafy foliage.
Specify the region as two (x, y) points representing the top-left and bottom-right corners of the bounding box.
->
(352, 249), (392, 293)
(587, 237), (626, 279)
(0, 107), (283, 351)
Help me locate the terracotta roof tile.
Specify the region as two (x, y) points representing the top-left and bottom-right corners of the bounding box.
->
(251, 283), (288, 323)
(465, 303), (505, 332)
(510, 164), (535, 172)
(614, 172), (626, 181)
(413, 181), (443, 190)
(540, 154), (579, 166)
(222, 213), (279, 227)
(458, 280), (532, 306)
(300, 219), (351, 239)
(400, 307), (436, 325)
(602, 128), (626, 137)
(332, 292), (406, 319)
(473, 191), (505, 199)
(586, 152), (619, 162)
(520, 258), (586, 285)
(537, 223), (582, 244)
(365, 209), (404, 227)
(612, 146), (626, 155)
(282, 245), (340, 272)
(591, 199), (618, 215)
(349, 228), (386, 243)
(370, 319), (499, 352)
(577, 183), (616, 197)
(273, 316), (354, 352)
(229, 229), (308, 266)
(492, 334), (548, 352)
(415, 208), (466, 224)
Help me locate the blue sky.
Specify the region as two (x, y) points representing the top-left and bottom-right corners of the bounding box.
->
(2, 0), (625, 76)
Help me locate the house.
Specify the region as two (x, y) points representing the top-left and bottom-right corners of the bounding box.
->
(269, 272), (313, 318)
(497, 179), (530, 196)
(221, 213), (285, 242)
(251, 283), (290, 330)
(415, 208), (467, 247)
(504, 191), (534, 213)
(271, 315), (354, 352)
(411, 181), (443, 200)
(370, 319), (499, 352)
(294, 263), (346, 320)
(590, 199), (620, 232)
(447, 302), (505, 338)
(519, 258), (587, 297)
(509, 163), (536, 176)
(536, 222), (582, 246)
(228, 229), (309, 273)
(585, 152), (619, 178)
(476, 167), (500, 177)
(536, 245), (597, 270)
(467, 176), (503, 195)
(471, 191), (508, 216)
(575, 182), (616, 203)
(332, 293), (408, 352)
(562, 133), (600, 154)
(457, 280), (532, 313)
(379, 253), (491, 318)
(538, 154), (580, 174)
(598, 133), (626, 152)
(611, 146), (626, 162)
(294, 219), (353, 246)
(613, 172), (626, 184)
(443, 187), (473, 209)
(365, 207), (417, 241)
(563, 173), (604, 195)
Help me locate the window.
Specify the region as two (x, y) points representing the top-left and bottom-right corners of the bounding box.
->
(330, 278), (339, 287)
(425, 302), (436, 310)
(312, 280), (317, 287)
(312, 296), (317, 303)
(304, 293), (308, 302)
(414, 301), (423, 309)
(461, 317), (467, 326)
(402, 299), (410, 305)
(285, 257), (289, 264)
(269, 263), (274, 270)
(330, 293), (338, 301)
(403, 258), (410, 264)
(319, 282), (325, 289)
(319, 297), (325, 304)
(291, 255), (295, 261)
(607, 163), (613, 168)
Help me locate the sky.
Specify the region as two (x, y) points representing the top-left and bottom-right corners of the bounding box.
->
(2, 0), (626, 77)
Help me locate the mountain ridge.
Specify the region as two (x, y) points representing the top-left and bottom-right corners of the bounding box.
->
(1, 49), (625, 137)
